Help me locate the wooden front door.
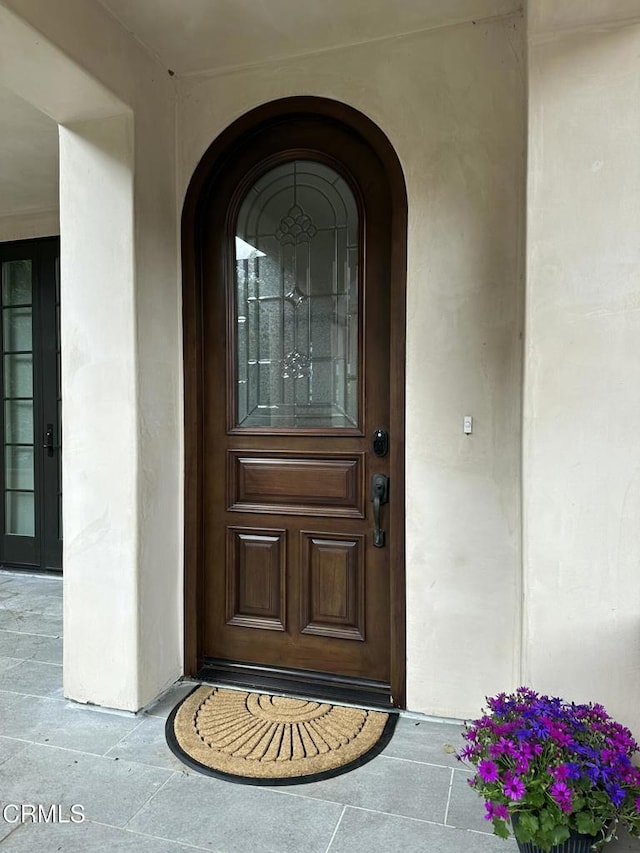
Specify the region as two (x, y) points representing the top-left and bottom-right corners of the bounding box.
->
(186, 100), (406, 705)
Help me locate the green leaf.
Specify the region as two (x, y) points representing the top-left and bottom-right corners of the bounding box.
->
(551, 825), (571, 847)
(575, 812), (600, 836)
(528, 790), (545, 808)
(539, 808), (557, 832)
(493, 819), (510, 840)
(519, 813), (539, 834)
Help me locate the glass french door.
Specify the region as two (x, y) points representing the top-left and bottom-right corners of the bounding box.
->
(0, 238), (61, 572)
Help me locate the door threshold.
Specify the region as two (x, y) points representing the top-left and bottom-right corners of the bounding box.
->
(0, 564), (62, 577)
(198, 659), (394, 710)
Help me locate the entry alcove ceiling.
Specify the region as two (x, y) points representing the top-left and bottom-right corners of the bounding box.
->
(97, 0), (521, 75)
(0, 87), (59, 218)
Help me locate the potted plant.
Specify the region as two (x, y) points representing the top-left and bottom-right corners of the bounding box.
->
(457, 687), (640, 852)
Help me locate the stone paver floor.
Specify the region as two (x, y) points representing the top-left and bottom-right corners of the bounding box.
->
(0, 570), (636, 852)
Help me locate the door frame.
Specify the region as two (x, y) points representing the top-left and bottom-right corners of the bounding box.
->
(181, 97), (408, 706)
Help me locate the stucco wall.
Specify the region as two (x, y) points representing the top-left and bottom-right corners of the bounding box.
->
(1, 0), (526, 718)
(1, 0), (180, 710)
(0, 209), (59, 242)
(178, 14), (526, 718)
(524, 20), (640, 729)
(4, 0), (639, 727)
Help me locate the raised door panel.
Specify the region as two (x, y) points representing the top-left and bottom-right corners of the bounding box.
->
(226, 526), (286, 631)
(300, 531), (365, 641)
(228, 452), (364, 517)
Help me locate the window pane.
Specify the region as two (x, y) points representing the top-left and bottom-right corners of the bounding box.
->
(2, 260), (32, 306)
(5, 445), (34, 490)
(234, 160), (359, 429)
(3, 307), (32, 352)
(4, 354), (33, 397)
(5, 491), (34, 537)
(4, 400), (33, 444)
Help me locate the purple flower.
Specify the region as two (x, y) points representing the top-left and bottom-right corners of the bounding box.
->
(458, 744), (477, 761)
(478, 760), (499, 783)
(549, 764), (570, 782)
(494, 803), (509, 820)
(461, 686), (640, 834)
(550, 781), (573, 814)
(565, 762), (582, 781)
(485, 801), (510, 821)
(606, 785), (626, 807)
(549, 727), (572, 747)
(503, 775), (526, 801)
(585, 763), (600, 785)
(489, 737), (518, 759)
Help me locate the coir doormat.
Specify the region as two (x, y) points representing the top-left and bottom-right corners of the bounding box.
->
(166, 685), (397, 785)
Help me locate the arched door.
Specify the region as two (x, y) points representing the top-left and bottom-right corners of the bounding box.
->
(184, 99), (407, 707)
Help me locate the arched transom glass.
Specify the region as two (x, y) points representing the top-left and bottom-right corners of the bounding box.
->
(233, 160), (359, 429)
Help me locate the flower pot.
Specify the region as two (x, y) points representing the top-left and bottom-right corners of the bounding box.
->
(511, 815), (599, 853)
(459, 688), (640, 850)
(515, 833), (598, 853)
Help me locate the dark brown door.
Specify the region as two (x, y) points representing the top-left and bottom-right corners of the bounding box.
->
(200, 116), (394, 690)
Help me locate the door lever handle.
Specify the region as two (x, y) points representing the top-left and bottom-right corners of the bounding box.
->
(43, 424), (54, 457)
(371, 474), (389, 548)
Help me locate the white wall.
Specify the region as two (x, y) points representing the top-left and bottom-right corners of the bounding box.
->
(0, 209), (59, 241)
(529, 0), (640, 36)
(178, 13), (526, 718)
(0, 0), (180, 710)
(6, 0), (639, 727)
(2, 0), (528, 719)
(59, 115), (139, 709)
(524, 18), (640, 729)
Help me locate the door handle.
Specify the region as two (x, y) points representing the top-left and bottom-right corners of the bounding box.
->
(371, 473), (389, 548)
(43, 424), (54, 457)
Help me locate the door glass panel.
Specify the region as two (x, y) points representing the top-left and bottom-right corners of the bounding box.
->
(4, 400), (33, 444)
(5, 491), (34, 536)
(234, 160), (359, 429)
(1, 260), (35, 538)
(3, 308), (32, 352)
(2, 260), (32, 305)
(5, 446), (34, 490)
(3, 354), (33, 397)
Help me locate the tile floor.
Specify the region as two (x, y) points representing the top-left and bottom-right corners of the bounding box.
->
(0, 570), (637, 852)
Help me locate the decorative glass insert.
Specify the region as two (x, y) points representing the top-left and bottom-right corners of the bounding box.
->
(234, 160), (359, 429)
(1, 260), (35, 536)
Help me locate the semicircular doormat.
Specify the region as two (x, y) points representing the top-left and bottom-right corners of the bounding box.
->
(166, 686), (396, 785)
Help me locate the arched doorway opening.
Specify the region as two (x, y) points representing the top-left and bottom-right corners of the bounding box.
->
(182, 97), (407, 706)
